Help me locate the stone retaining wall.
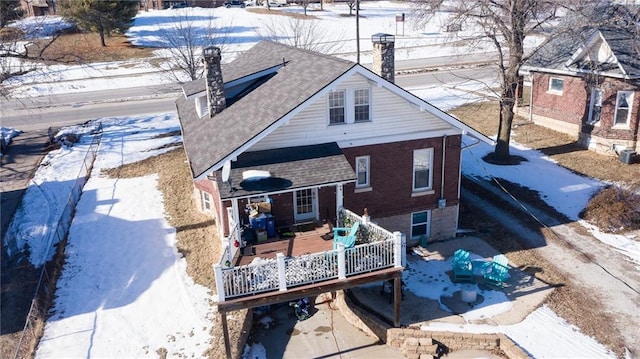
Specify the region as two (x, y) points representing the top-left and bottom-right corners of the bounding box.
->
(387, 328), (530, 359)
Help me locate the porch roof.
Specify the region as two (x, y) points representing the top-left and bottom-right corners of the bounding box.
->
(216, 142), (355, 199)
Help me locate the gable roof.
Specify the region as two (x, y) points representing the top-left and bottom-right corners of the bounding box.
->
(521, 26), (640, 79)
(177, 41), (355, 179)
(177, 41), (493, 180)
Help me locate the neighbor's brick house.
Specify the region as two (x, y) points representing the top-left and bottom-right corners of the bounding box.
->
(520, 24), (640, 156)
(175, 38), (491, 252)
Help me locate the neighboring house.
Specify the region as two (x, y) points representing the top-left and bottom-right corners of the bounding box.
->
(176, 38), (491, 253)
(519, 20), (640, 158)
(20, 0), (55, 16)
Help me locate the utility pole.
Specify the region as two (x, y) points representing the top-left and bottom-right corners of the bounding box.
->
(356, 0), (360, 63)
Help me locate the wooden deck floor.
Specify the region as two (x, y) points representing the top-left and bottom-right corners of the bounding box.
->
(235, 222), (334, 266)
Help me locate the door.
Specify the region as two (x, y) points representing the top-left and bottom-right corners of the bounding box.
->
(294, 188), (317, 222)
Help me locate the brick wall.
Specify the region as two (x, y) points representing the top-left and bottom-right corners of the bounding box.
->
(531, 73), (588, 126)
(531, 72), (639, 153)
(340, 136), (461, 242)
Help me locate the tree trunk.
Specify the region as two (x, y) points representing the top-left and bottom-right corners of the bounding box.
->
(99, 28), (106, 47)
(495, 100), (514, 159)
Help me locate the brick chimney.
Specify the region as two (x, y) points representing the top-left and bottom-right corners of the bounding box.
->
(371, 33), (395, 83)
(202, 46), (226, 117)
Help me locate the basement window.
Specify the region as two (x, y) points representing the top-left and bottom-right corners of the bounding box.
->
(548, 77), (564, 95)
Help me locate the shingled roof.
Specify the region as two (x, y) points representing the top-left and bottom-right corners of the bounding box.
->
(522, 26), (640, 79)
(176, 41), (355, 179)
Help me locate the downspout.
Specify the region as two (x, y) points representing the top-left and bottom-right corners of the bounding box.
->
(440, 135), (447, 202)
(528, 72), (534, 122)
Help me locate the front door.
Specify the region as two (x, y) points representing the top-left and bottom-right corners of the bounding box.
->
(294, 188), (317, 222)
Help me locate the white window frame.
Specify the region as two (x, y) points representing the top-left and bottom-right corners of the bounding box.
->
(614, 90), (633, 127)
(410, 210), (431, 239)
(588, 88), (603, 125)
(328, 90), (346, 125)
(354, 88), (371, 123)
(201, 190), (212, 211)
(412, 148), (433, 192)
(548, 77), (564, 95)
(355, 155), (370, 188)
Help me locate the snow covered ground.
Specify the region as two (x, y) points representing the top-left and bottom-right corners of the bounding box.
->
(2, 2), (638, 357)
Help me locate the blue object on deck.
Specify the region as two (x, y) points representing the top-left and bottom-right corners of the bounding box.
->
(332, 222), (359, 249)
(483, 254), (510, 288)
(452, 249), (474, 283)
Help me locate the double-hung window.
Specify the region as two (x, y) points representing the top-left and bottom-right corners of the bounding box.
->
(355, 155), (370, 188)
(614, 91), (633, 126)
(548, 77), (564, 95)
(588, 88), (603, 125)
(329, 90), (346, 124)
(413, 148), (433, 191)
(354, 89), (370, 122)
(411, 211), (430, 239)
(201, 191), (211, 211)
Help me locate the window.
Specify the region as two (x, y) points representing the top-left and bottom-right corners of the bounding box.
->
(355, 155), (370, 187)
(548, 77), (564, 94)
(354, 89), (370, 122)
(329, 90), (345, 124)
(588, 88), (603, 125)
(201, 191), (211, 211)
(411, 211), (430, 239)
(614, 91), (633, 126)
(413, 148), (433, 191)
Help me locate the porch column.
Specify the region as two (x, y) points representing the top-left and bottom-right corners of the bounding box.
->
(393, 231), (403, 268)
(230, 198), (241, 231)
(335, 184), (344, 217)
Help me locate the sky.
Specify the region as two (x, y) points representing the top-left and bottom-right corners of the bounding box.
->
(1, 2), (637, 358)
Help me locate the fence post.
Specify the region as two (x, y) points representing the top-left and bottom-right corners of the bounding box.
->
(213, 264), (225, 302)
(338, 243), (346, 279)
(276, 253), (287, 291)
(393, 231), (403, 268)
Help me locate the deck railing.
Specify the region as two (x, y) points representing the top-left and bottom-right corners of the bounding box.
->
(214, 234), (403, 301)
(338, 207), (392, 244)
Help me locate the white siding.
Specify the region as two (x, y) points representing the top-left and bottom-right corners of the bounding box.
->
(251, 73), (457, 151)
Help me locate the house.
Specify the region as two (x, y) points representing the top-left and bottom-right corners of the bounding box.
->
(176, 37), (490, 253)
(519, 13), (640, 159)
(175, 36), (491, 357)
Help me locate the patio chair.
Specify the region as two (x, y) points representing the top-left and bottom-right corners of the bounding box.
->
(483, 254), (510, 288)
(333, 222), (359, 250)
(452, 249), (473, 283)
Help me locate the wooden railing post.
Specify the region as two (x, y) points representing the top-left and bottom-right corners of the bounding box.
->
(393, 231), (403, 268)
(337, 243), (346, 279)
(276, 253), (287, 291)
(213, 264), (225, 302)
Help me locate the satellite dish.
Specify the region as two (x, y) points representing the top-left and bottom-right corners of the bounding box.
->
(222, 160), (231, 183)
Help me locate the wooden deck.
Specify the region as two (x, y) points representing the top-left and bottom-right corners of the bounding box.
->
(235, 222), (334, 266)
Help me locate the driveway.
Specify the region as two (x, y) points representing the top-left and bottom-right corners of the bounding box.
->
(461, 178), (640, 356)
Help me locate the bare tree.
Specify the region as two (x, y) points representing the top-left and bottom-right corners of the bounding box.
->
(346, 0), (355, 16)
(300, 0), (310, 16)
(411, 0), (611, 162)
(259, 17), (346, 54)
(158, 9), (230, 82)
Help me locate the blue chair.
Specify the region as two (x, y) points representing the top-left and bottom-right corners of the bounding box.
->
(452, 249), (473, 283)
(483, 254), (510, 288)
(333, 222), (359, 250)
